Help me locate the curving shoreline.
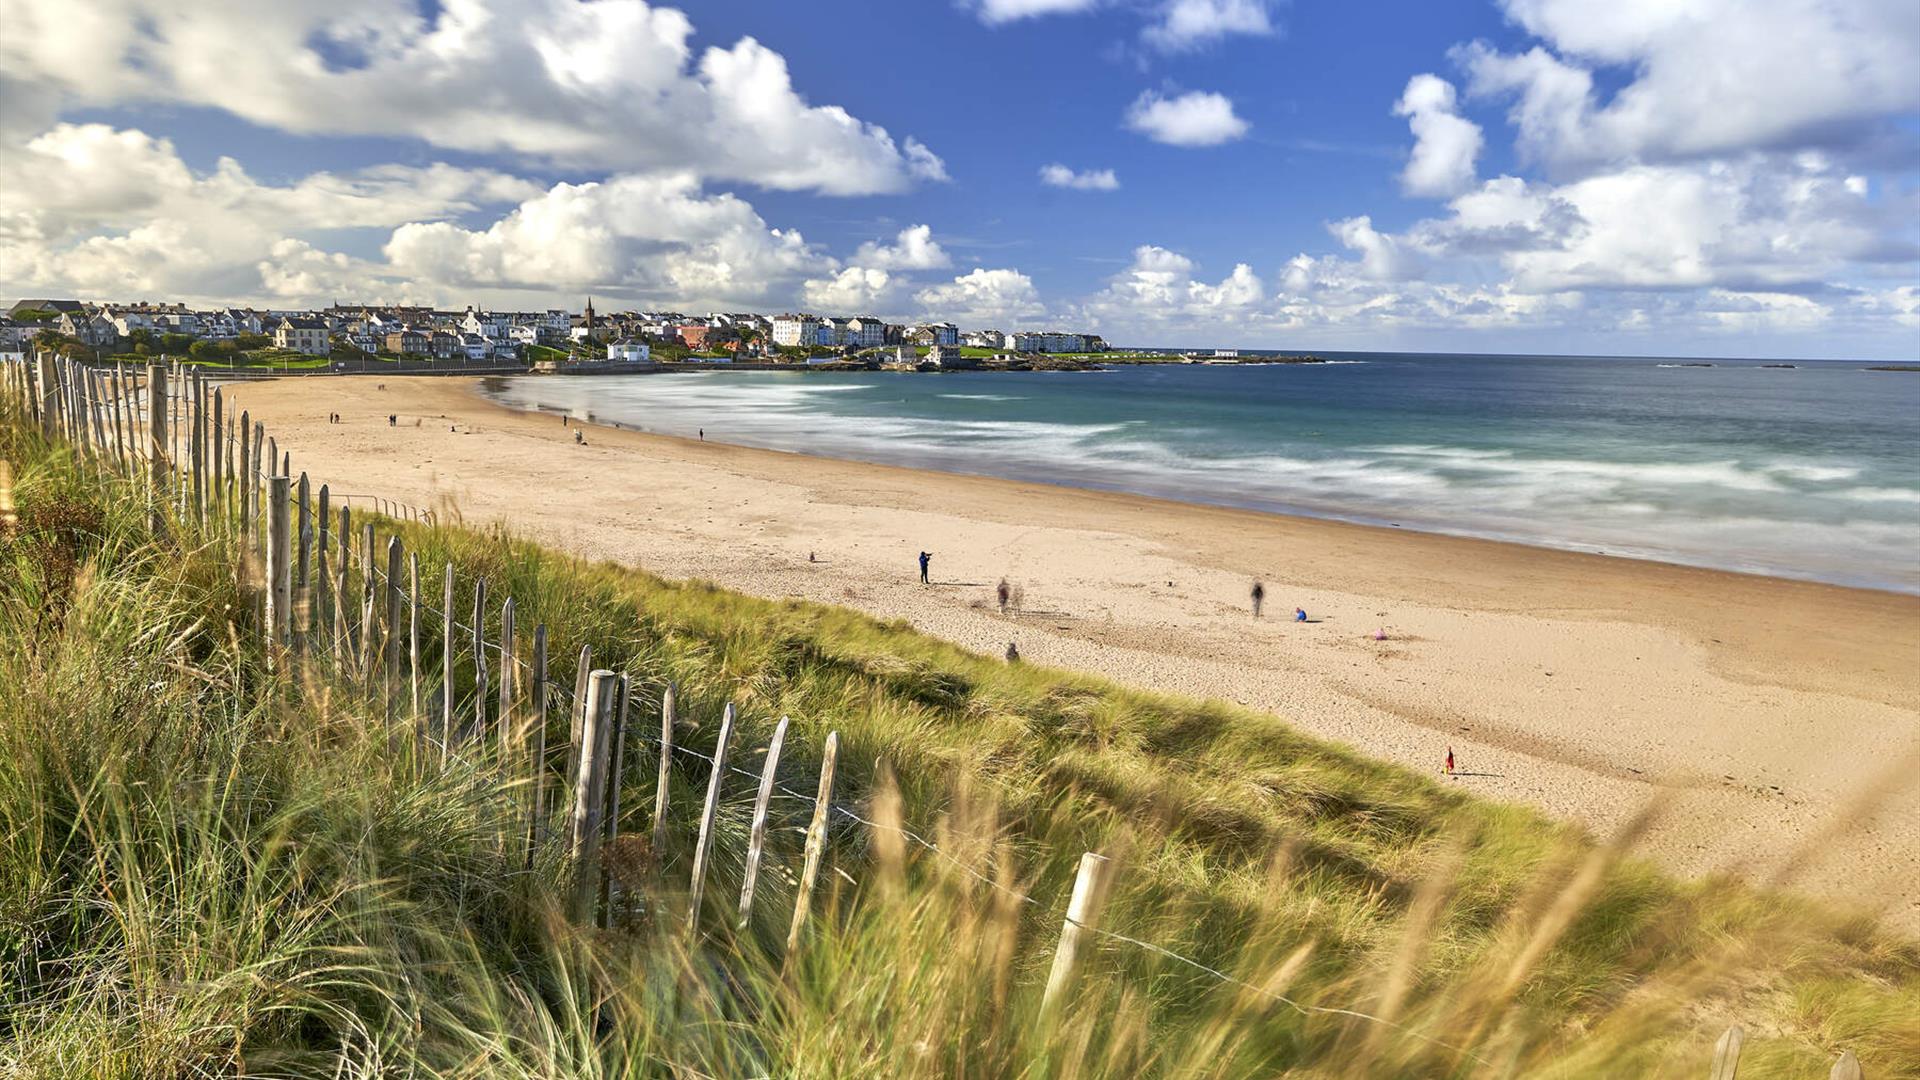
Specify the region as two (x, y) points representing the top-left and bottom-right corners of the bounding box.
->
(229, 375), (1920, 929)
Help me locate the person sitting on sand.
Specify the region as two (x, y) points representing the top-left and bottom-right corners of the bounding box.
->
(1005, 641), (1020, 663)
(574, 429), (584, 445)
(1295, 607), (1307, 622)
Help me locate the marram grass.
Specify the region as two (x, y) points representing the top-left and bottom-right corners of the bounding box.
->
(0, 399), (1916, 1077)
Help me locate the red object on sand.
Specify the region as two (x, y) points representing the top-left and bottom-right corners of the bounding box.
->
(1445, 748), (1455, 774)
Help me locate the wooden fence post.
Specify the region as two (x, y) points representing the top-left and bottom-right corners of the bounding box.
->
(385, 536), (403, 721)
(568, 669), (618, 923)
(599, 674), (632, 929)
(785, 731), (839, 955)
(237, 408), (250, 541)
(358, 523), (377, 675)
(686, 702), (737, 932)
(1709, 1025), (1743, 1080)
(146, 364), (169, 523)
(441, 562), (454, 763)
(265, 476), (292, 658)
(652, 682), (676, 854)
(472, 576), (488, 748)
(738, 716), (791, 925)
(564, 644), (593, 791)
(1040, 852), (1113, 1021)
(498, 597), (516, 757)
(296, 473), (311, 592)
(526, 624), (548, 868)
(408, 553), (421, 719)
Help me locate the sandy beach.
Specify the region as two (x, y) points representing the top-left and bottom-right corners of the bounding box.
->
(231, 375), (1920, 927)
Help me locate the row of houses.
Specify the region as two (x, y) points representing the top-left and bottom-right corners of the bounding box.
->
(9, 296), (1111, 363)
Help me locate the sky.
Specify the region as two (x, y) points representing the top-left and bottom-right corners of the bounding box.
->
(0, 0), (1916, 358)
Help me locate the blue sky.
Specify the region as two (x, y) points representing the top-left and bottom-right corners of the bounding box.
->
(1, 0), (1916, 357)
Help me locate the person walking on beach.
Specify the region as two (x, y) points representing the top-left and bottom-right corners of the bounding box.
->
(1445, 746), (1455, 775)
(997, 578), (1011, 614)
(1250, 580), (1265, 618)
(918, 551), (932, 584)
(698, 428), (705, 441)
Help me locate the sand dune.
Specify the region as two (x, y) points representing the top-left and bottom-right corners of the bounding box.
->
(231, 375), (1920, 928)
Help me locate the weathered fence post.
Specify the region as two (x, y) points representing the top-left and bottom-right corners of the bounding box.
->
(237, 408), (251, 541)
(599, 674), (632, 929)
(785, 730), (839, 955)
(441, 562), (455, 763)
(265, 476), (292, 658)
(408, 553), (421, 719)
(686, 702), (737, 932)
(526, 624), (548, 868)
(738, 716), (791, 925)
(1709, 1025), (1743, 1080)
(564, 644), (593, 790)
(652, 682), (676, 854)
(385, 536), (403, 722)
(146, 364), (169, 526)
(356, 523), (376, 675)
(498, 597), (516, 756)
(568, 669), (618, 923)
(472, 577), (489, 748)
(1830, 1050), (1863, 1080)
(1040, 852), (1113, 1021)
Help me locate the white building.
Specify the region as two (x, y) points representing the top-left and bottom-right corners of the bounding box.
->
(771, 314), (820, 347)
(274, 317), (330, 356)
(842, 316), (887, 349)
(607, 340), (651, 363)
(1011, 331), (1091, 353)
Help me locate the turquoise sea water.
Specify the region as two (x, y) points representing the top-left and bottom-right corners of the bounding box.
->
(485, 354), (1920, 593)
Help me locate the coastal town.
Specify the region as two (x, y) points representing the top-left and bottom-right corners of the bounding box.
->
(0, 297), (1118, 372)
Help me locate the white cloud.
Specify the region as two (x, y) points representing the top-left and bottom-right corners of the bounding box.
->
(1460, 0), (1920, 170)
(1328, 216), (1419, 282)
(851, 225), (952, 270)
(1039, 163), (1121, 191)
(1125, 90), (1249, 147)
(382, 172), (826, 309)
(1088, 245), (1264, 320)
(913, 268), (1046, 325)
(1142, 0), (1275, 52)
(0, 0), (942, 196)
(967, 0), (1100, 24)
(1394, 74), (1483, 197)
(0, 123), (533, 302)
(801, 267), (896, 313)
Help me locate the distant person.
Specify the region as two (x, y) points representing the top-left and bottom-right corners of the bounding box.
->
(1295, 607), (1307, 623)
(562, 415), (568, 427)
(1375, 627), (1387, 641)
(1005, 641), (1020, 663)
(918, 551), (932, 585)
(574, 429), (584, 445)
(997, 578), (1011, 614)
(809, 550), (817, 563)
(1445, 746), (1455, 775)
(1250, 580), (1265, 618)
(698, 427), (705, 441)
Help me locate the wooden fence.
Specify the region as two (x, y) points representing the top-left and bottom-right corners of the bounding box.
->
(0, 350), (1875, 1077)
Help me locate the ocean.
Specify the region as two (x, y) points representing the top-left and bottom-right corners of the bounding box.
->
(483, 353), (1920, 594)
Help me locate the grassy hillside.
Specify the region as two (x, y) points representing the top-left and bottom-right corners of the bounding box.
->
(0, 391), (1916, 1076)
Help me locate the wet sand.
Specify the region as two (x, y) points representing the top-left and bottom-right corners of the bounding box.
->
(231, 375), (1920, 928)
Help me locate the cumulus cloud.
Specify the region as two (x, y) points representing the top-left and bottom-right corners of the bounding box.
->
(1125, 90), (1249, 146)
(851, 225), (952, 270)
(1039, 163), (1121, 190)
(801, 267), (897, 313)
(0, 0), (942, 196)
(1458, 0), (1920, 170)
(0, 123), (534, 302)
(913, 268), (1046, 325)
(383, 172), (826, 309)
(1394, 75), (1483, 197)
(1142, 0), (1276, 52)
